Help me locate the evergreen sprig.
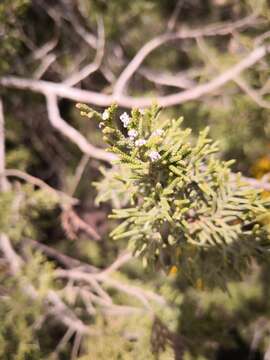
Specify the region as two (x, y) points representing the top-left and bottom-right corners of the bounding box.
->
(79, 104), (270, 289)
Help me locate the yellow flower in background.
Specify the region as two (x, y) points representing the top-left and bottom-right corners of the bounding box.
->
(251, 155), (270, 198)
(196, 278), (204, 291)
(251, 155), (270, 179)
(262, 191), (270, 199)
(169, 265), (178, 276)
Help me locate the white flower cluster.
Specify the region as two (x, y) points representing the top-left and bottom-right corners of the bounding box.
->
(152, 129), (164, 137)
(128, 129), (138, 139)
(135, 139), (146, 147)
(147, 129), (164, 161)
(102, 109), (109, 120)
(118, 112), (163, 161)
(148, 150), (161, 162)
(120, 112), (130, 127)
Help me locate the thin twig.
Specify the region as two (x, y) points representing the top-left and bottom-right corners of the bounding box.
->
(34, 54), (57, 79)
(167, 0), (182, 31)
(64, 18), (105, 87)
(94, 252), (132, 278)
(4, 168), (78, 205)
(113, 13), (259, 96)
(26, 238), (98, 272)
(52, 328), (75, 357)
(61, 207), (101, 241)
(71, 332), (82, 360)
(55, 268), (166, 308)
(0, 99), (8, 192)
(196, 35), (270, 109)
(45, 93), (115, 162)
(139, 67), (196, 89)
(69, 154), (90, 196)
(33, 36), (59, 60)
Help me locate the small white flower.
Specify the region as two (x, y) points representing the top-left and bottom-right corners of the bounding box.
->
(128, 129), (138, 139)
(99, 122), (104, 128)
(102, 109), (109, 120)
(135, 139), (146, 147)
(149, 150), (161, 162)
(152, 129), (164, 137)
(120, 112), (130, 127)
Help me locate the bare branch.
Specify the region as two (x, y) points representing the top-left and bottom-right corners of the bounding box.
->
(55, 268), (166, 308)
(34, 54), (57, 80)
(0, 234), (23, 273)
(33, 36), (59, 61)
(69, 154), (90, 196)
(67, 10), (97, 49)
(26, 238), (98, 272)
(64, 18), (105, 87)
(241, 174), (270, 191)
(139, 67), (196, 89)
(0, 99), (8, 192)
(196, 35), (270, 109)
(46, 290), (91, 334)
(234, 76), (270, 109)
(45, 93), (116, 162)
(61, 207), (101, 241)
(113, 14), (259, 96)
(0, 75), (112, 106)
(27, 239), (166, 310)
(1, 43), (269, 109)
(167, 0), (182, 32)
(151, 44), (269, 108)
(52, 328), (75, 357)
(102, 277), (166, 306)
(94, 252), (132, 278)
(4, 168), (78, 205)
(71, 332), (82, 360)
(254, 30), (270, 47)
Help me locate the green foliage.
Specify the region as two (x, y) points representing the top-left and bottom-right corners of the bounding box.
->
(0, 184), (59, 242)
(2, 0), (270, 358)
(78, 314), (174, 360)
(176, 264), (270, 359)
(79, 104), (270, 289)
(0, 251), (55, 360)
(94, 166), (135, 209)
(0, 0), (29, 74)
(207, 95), (270, 173)
(79, 0), (158, 40)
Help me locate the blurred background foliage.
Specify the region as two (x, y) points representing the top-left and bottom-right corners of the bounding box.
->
(0, 0), (270, 359)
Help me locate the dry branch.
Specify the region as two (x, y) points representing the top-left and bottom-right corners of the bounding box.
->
(45, 93), (115, 162)
(64, 18), (105, 87)
(4, 168), (78, 204)
(113, 13), (259, 96)
(1, 43), (269, 109)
